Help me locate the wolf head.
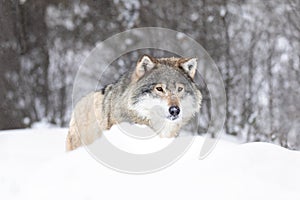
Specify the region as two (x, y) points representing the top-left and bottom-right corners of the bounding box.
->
(129, 55), (202, 135)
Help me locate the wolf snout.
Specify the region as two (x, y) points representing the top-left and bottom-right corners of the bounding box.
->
(169, 106), (180, 117)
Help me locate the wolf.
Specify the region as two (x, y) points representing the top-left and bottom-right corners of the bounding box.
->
(66, 55), (202, 151)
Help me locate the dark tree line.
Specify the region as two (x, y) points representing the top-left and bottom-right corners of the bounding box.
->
(0, 0), (299, 149)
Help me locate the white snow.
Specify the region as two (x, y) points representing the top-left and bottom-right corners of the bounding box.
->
(220, 7), (227, 17)
(207, 15), (214, 22)
(1, 125), (300, 200)
(190, 13), (199, 21)
(19, 0), (26, 5)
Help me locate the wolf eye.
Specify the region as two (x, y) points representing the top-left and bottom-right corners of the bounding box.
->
(156, 87), (163, 92)
(178, 87), (183, 92)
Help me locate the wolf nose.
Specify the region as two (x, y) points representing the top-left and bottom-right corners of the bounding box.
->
(169, 106), (180, 116)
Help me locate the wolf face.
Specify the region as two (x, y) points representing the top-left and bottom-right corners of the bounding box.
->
(129, 55), (202, 137)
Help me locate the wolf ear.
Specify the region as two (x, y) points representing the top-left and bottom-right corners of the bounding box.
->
(135, 55), (156, 79)
(180, 58), (198, 79)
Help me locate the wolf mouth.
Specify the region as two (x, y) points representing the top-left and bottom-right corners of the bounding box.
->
(167, 115), (179, 121)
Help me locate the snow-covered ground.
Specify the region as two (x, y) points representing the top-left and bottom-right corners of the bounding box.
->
(1, 125), (300, 200)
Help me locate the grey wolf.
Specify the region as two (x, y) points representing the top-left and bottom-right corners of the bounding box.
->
(66, 55), (202, 151)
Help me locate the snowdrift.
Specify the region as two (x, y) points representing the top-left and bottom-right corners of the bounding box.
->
(1, 126), (300, 200)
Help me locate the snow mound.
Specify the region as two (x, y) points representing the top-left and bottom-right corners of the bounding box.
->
(0, 127), (299, 200)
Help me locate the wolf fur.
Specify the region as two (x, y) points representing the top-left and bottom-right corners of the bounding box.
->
(66, 55), (202, 151)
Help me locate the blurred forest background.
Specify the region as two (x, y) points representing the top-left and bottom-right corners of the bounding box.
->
(0, 0), (299, 149)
